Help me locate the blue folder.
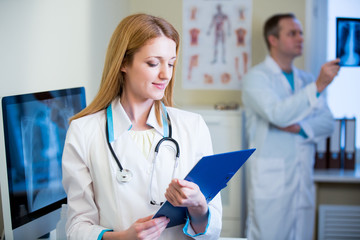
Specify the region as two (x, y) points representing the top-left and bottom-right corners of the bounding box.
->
(152, 148), (256, 228)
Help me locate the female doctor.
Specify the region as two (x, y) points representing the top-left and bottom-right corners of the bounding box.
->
(62, 13), (222, 240)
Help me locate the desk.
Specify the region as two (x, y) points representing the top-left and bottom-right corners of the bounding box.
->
(314, 165), (360, 183)
(313, 165), (360, 240)
(314, 165), (360, 206)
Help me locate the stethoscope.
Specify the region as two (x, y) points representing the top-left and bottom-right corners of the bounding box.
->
(105, 102), (180, 205)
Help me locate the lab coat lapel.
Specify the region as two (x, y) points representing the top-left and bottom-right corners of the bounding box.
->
(265, 55), (294, 95)
(111, 98), (132, 142)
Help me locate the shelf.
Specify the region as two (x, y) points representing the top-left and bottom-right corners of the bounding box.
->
(314, 164), (360, 183)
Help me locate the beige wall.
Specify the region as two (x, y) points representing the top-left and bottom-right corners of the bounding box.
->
(129, 0), (306, 107)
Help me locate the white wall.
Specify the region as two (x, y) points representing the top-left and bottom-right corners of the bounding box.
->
(0, 0), (130, 234)
(0, 0), (129, 100)
(326, 0), (360, 149)
(305, 0), (328, 76)
(307, 0), (360, 149)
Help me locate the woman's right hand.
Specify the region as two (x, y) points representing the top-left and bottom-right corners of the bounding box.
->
(102, 215), (169, 240)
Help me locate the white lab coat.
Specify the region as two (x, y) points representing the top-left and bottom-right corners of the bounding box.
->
(62, 98), (222, 240)
(242, 56), (334, 240)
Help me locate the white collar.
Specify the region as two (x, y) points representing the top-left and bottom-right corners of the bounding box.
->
(109, 98), (167, 142)
(265, 55), (300, 73)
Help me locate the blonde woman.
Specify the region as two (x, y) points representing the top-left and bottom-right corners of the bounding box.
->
(62, 13), (222, 240)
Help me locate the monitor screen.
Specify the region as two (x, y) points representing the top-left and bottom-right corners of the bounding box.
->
(336, 17), (360, 66)
(1, 87), (86, 239)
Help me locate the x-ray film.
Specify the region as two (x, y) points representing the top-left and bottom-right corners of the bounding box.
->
(336, 17), (360, 67)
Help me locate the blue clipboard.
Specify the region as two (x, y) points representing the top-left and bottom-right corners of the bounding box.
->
(152, 148), (255, 228)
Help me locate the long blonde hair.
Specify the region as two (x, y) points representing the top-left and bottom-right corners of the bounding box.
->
(71, 13), (180, 124)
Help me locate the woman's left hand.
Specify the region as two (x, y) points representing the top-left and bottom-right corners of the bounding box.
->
(165, 179), (208, 224)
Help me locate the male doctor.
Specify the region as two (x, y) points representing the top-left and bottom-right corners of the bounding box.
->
(242, 13), (340, 240)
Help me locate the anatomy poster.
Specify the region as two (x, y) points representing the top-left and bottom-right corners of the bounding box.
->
(182, 0), (252, 90)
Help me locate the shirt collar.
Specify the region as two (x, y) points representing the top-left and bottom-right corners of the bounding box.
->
(265, 55), (302, 91)
(265, 55), (299, 73)
(110, 98), (167, 141)
(146, 104), (167, 137)
(265, 55), (284, 74)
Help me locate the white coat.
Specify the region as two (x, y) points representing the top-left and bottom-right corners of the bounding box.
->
(242, 56), (334, 240)
(62, 98), (222, 240)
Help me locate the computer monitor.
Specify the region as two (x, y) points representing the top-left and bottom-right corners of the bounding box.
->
(0, 87), (86, 240)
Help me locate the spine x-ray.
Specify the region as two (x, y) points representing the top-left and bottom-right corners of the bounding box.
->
(336, 17), (360, 67)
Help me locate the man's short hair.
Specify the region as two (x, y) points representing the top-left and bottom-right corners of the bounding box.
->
(263, 13), (296, 50)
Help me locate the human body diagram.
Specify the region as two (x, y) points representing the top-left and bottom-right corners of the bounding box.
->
(183, 1), (252, 89)
(207, 4), (231, 64)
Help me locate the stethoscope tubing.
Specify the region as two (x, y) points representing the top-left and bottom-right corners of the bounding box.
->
(105, 120), (124, 171)
(105, 103), (180, 187)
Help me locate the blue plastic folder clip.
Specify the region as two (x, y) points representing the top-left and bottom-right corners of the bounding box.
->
(152, 148), (256, 228)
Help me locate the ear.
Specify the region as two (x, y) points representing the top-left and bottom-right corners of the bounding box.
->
(268, 35), (278, 48)
(120, 65), (126, 73)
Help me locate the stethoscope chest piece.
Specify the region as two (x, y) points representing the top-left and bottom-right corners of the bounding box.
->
(116, 169), (133, 183)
